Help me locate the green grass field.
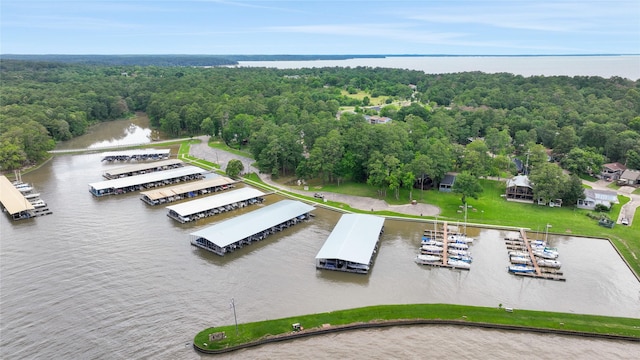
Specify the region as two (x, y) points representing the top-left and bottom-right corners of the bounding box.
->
(194, 304), (640, 351)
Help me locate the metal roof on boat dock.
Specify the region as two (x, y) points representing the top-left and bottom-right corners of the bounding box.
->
(166, 187), (265, 216)
(100, 148), (170, 161)
(89, 165), (206, 191)
(0, 175), (35, 216)
(189, 200), (315, 248)
(315, 214), (385, 265)
(140, 176), (236, 201)
(103, 159), (184, 178)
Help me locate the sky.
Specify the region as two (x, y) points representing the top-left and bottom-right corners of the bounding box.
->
(1, 0), (639, 55)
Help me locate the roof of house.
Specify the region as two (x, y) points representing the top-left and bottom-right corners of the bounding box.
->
(602, 162), (627, 172)
(583, 189), (619, 203)
(620, 169), (640, 181)
(440, 174), (456, 186)
(506, 175), (531, 188)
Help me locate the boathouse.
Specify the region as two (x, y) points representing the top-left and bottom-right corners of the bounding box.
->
(100, 149), (171, 162)
(166, 187), (265, 223)
(0, 175), (35, 220)
(315, 214), (385, 274)
(89, 165), (206, 197)
(189, 200), (315, 256)
(140, 175), (236, 205)
(103, 159), (184, 179)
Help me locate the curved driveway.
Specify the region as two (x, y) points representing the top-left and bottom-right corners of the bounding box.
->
(189, 136), (440, 217)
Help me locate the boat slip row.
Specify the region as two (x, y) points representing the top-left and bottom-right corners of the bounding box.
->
(0, 175), (52, 221)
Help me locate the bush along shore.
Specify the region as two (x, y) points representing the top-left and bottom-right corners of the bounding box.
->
(193, 304), (640, 354)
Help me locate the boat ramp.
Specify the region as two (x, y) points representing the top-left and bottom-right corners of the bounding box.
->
(103, 159), (184, 179)
(504, 229), (565, 281)
(189, 200), (315, 256)
(140, 176), (237, 205)
(88, 165), (207, 196)
(100, 149), (171, 162)
(315, 214), (385, 274)
(0, 175), (52, 220)
(414, 222), (473, 270)
(166, 187), (266, 223)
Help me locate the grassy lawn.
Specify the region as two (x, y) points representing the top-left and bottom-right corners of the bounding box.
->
(207, 140), (253, 158)
(339, 89), (390, 105)
(194, 304), (640, 351)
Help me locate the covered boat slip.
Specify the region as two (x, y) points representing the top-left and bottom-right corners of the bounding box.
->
(166, 187), (265, 223)
(100, 149), (171, 162)
(140, 176), (237, 205)
(315, 214), (385, 274)
(189, 200), (315, 256)
(88, 166), (206, 197)
(103, 159), (184, 179)
(0, 175), (35, 220)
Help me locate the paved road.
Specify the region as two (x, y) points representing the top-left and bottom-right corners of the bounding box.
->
(189, 136), (440, 217)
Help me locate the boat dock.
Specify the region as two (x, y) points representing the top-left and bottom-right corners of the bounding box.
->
(103, 159), (184, 179)
(315, 214), (385, 274)
(100, 149), (171, 162)
(0, 175), (52, 220)
(189, 200), (315, 256)
(415, 221), (473, 270)
(504, 229), (566, 281)
(166, 187), (266, 223)
(88, 165), (207, 197)
(140, 176), (237, 205)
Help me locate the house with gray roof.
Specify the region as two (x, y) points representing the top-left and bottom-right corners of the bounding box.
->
(577, 189), (619, 210)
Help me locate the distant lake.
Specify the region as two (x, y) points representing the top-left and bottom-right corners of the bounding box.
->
(237, 55), (640, 80)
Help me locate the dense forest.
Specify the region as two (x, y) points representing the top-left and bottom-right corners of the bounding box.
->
(1, 60), (639, 205)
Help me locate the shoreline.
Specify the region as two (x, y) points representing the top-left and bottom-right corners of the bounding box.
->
(193, 306), (640, 355)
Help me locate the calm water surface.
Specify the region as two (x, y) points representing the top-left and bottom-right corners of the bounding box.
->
(2, 110), (639, 360)
(238, 55), (640, 80)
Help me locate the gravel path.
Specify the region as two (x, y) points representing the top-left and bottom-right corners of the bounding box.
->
(189, 136), (440, 217)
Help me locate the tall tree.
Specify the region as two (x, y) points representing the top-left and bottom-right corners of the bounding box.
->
(452, 171), (483, 205)
(529, 162), (566, 204)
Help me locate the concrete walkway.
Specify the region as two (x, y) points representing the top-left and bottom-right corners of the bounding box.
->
(189, 136), (440, 217)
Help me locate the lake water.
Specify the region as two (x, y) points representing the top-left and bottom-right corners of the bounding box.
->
(2, 120), (639, 359)
(237, 55), (640, 80)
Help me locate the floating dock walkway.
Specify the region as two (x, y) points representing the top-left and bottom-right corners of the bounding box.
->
(100, 149), (171, 162)
(166, 187), (266, 223)
(103, 159), (184, 179)
(189, 200), (315, 256)
(0, 175), (52, 220)
(140, 176), (237, 205)
(504, 229), (566, 281)
(415, 221), (472, 270)
(315, 214), (385, 274)
(89, 165), (207, 196)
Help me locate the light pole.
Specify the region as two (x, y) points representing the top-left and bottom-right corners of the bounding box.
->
(230, 298), (238, 336)
(545, 224), (552, 243)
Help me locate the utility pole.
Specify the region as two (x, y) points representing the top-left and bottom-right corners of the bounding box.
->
(231, 298), (238, 336)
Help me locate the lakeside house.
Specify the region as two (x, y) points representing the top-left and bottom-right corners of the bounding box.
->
(619, 169), (640, 186)
(505, 175), (534, 202)
(439, 173), (456, 192)
(577, 189), (619, 210)
(364, 115), (392, 124)
(601, 162), (626, 181)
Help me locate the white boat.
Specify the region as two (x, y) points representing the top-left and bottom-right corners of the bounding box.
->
(537, 259), (562, 268)
(421, 239), (443, 246)
(534, 250), (558, 259)
(508, 251), (529, 257)
(29, 199), (47, 208)
(448, 254), (473, 263)
(508, 264), (535, 273)
(17, 185), (33, 193)
(531, 240), (547, 247)
(448, 249), (470, 256)
(415, 254), (442, 264)
(447, 234), (474, 244)
(447, 242), (468, 250)
(346, 262), (370, 271)
(421, 245), (444, 254)
(510, 256), (532, 264)
(447, 258), (471, 269)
